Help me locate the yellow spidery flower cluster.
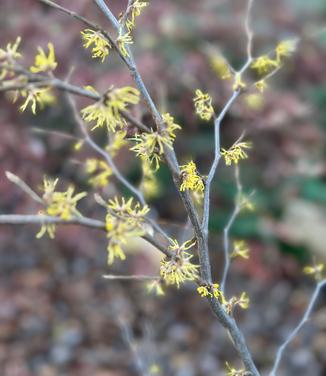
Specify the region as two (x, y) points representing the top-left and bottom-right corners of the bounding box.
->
(117, 1), (148, 56)
(225, 362), (246, 376)
(18, 86), (55, 114)
(117, 31), (133, 57)
(251, 55), (278, 75)
(193, 89), (214, 121)
(160, 239), (199, 288)
(224, 292), (250, 314)
(81, 29), (112, 62)
(41, 177), (87, 220)
(221, 141), (252, 166)
(0, 36), (22, 79)
(303, 263), (324, 281)
(105, 197), (150, 265)
(232, 73), (246, 92)
(179, 161), (204, 192)
(131, 113), (181, 170)
(231, 240), (250, 259)
(210, 54), (232, 80)
(37, 177), (87, 238)
(275, 39), (297, 63)
(237, 193), (255, 212)
(125, 0), (148, 33)
(197, 283), (222, 299)
(85, 158), (113, 188)
(30, 43), (57, 73)
(81, 86), (140, 132)
(146, 280), (165, 296)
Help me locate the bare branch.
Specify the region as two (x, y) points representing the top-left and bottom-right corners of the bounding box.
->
(103, 274), (159, 281)
(5, 171), (43, 204)
(270, 279), (326, 376)
(0, 214), (169, 256)
(220, 165), (242, 293)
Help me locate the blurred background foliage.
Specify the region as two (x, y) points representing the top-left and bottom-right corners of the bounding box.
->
(0, 1), (325, 375)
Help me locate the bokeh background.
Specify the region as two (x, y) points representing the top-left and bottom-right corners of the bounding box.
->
(0, 0), (326, 375)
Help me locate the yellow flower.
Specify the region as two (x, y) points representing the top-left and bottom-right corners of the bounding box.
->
(210, 55), (232, 80)
(255, 80), (267, 93)
(81, 86), (140, 132)
(19, 86), (55, 114)
(105, 197), (149, 264)
(225, 361), (246, 376)
(106, 130), (128, 156)
(0, 36), (22, 61)
(30, 42), (57, 73)
(0, 36), (22, 79)
(117, 31), (133, 57)
(148, 363), (161, 375)
(232, 73), (246, 91)
(81, 29), (111, 62)
(41, 177), (87, 220)
(36, 206), (57, 239)
(160, 239), (199, 288)
(221, 141), (252, 166)
(238, 292), (250, 309)
(131, 113), (180, 171)
(85, 158), (113, 188)
(251, 55), (278, 75)
(224, 292), (250, 314)
(275, 39), (297, 63)
(197, 283), (222, 299)
(237, 193), (255, 212)
(303, 263), (324, 280)
(231, 240), (250, 259)
(124, 0), (148, 32)
(193, 89), (214, 121)
(179, 161), (204, 192)
(243, 93), (264, 110)
(146, 280), (165, 296)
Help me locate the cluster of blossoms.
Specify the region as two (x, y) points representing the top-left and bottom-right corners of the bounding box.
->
(81, 29), (112, 62)
(209, 54), (232, 80)
(193, 89), (214, 121)
(85, 158), (113, 188)
(221, 141), (252, 166)
(179, 161), (204, 193)
(0, 38), (57, 114)
(303, 263), (325, 281)
(197, 283), (250, 314)
(231, 240), (250, 259)
(81, 86), (140, 132)
(131, 113), (181, 170)
(30, 43), (57, 73)
(123, 0), (149, 33)
(225, 361), (247, 376)
(208, 39), (296, 95)
(0, 36), (22, 79)
(105, 197), (150, 264)
(160, 239), (199, 288)
(106, 130), (128, 156)
(197, 283), (223, 299)
(116, 1), (148, 57)
(37, 177), (87, 238)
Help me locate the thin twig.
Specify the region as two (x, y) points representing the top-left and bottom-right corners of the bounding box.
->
(220, 165), (243, 293)
(103, 274), (159, 281)
(270, 279), (326, 376)
(5, 171), (43, 204)
(0, 214), (169, 256)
